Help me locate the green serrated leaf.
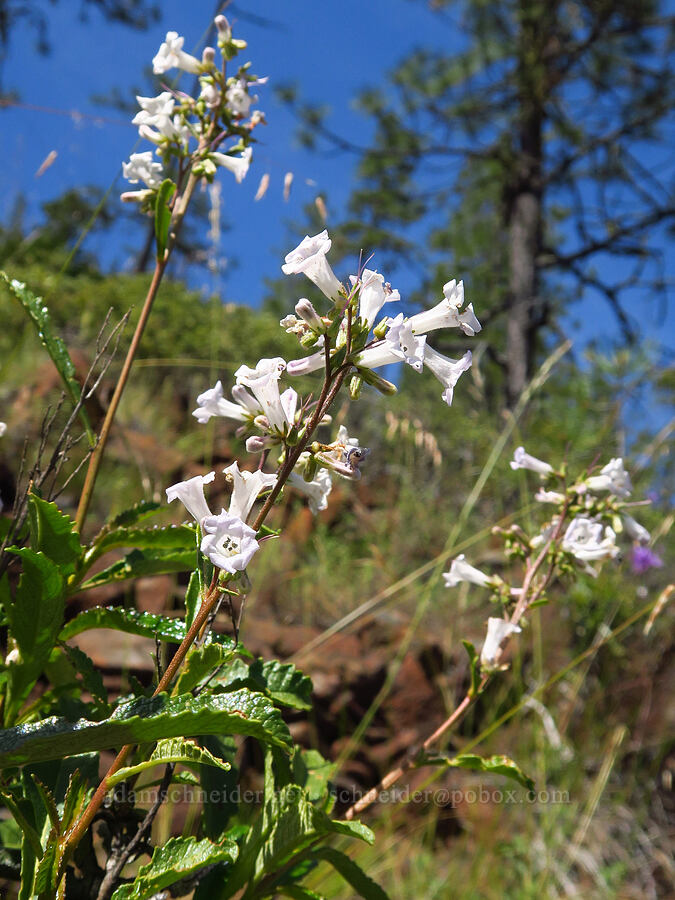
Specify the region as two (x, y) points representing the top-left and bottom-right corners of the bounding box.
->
(107, 737), (231, 787)
(420, 751), (535, 792)
(107, 501), (162, 528)
(4, 549), (65, 725)
(0, 689), (292, 767)
(462, 639), (481, 698)
(26, 494), (83, 576)
(175, 643), (234, 695)
(111, 835), (237, 900)
(292, 749), (336, 808)
(154, 178), (176, 261)
(315, 847), (390, 900)
(75, 547), (196, 592)
(83, 523), (196, 569)
(218, 785), (374, 899)
(59, 643), (110, 710)
(28, 776), (61, 834)
(59, 606), (239, 652)
(214, 657), (313, 710)
(0, 791), (42, 856)
(0, 272), (94, 444)
(32, 839), (59, 895)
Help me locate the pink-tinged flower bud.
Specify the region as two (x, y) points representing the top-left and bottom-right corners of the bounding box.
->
(246, 435), (266, 453)
(295, 299), (325, 332)
(202, 46), (216, 66)
(214, 15), (232, 39)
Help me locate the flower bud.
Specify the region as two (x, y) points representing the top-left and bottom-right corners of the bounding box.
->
(372, 318), (389, 340)
(202, 46), (216, 66)
(359, 367), (398, 395)
(349, 374), (363, 400)
(295, 298), (325, 332)
(214, 15), (232, 40)
(303, 456), (319, 482)
(246, 435), (266, 453)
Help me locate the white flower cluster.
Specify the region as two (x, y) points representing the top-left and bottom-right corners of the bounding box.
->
(279, 231), (481, 406)
(121, 17), (265, 204)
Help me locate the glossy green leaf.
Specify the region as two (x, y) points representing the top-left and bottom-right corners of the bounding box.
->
(75, 547), (196, 592)
(59, 643), (110, 712)
(107, 501), (162, 528)
(107, 737), (231, 787)
(26, 494), (83, 576)
(111, 836), (237, 900)
(59, 606), (238, 652)
(0, 272), (94, 443)
(154, 178), (176, 261)
(420, 751), (535, 792)
(83, 523), (196, 568)
(184, 569), (200, 629)
(4, 549), (65, 724)
(0, 689), (292, 767)
(215, 657), (313, 710)
(216, 785), (374, 899)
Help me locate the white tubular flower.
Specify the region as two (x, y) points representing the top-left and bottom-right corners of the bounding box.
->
(200, 80), (221, 109)
(287, 468), (333, 515)
(510, 446), (554, 476)
(586, 458), (632, 498)
(211, 148), (252, 183)
(281, 231), (343, 302)
(132, 92), (177, 136)
(166, 471), (215, 524)
(223, 461), (277, 523)
(0, 422), (6, 437)
(480, 618), (522, 670)
(408, 280), (482, 337)
(352, 268), (400, 328)
(535, 489), (565, 504)
(200, 510), (260, 573)
(622, 514), (650, 544)
(122, 151), (163, 188)
(562, 516), (619, 562)
(353, 341), (404, 370)
(423, 346), (472, 406)
(192, 380), (249, 425)
(152, 31), (202, 75)
(280, 387), (298, 424)
(443, 554), (494, 588)
(231, 384), (261, 415)
(286, 348), (326, 376)
(295, 298), (325, 332)
(226, 79), (253, 117)
(385, 313), (427, 372)
(236, 358), (289, 432)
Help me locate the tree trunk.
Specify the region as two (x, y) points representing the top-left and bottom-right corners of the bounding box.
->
(505, 0), (545, 408)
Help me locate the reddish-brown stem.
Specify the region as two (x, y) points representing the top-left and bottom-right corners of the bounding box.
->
(60, 344), (352, 884)
(344, 503), (571, 822)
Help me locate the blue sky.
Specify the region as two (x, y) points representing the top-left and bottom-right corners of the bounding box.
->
(1, 0), (673, 363)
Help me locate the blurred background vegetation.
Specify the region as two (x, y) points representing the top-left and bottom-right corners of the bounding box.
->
(0, 0), (673, 897)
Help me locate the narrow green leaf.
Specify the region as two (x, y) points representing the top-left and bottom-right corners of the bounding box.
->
(59, 643), (110, 710)
(59, 606), (238, 652)
(107, 500), (162, 528)
(83, 523), (195, 568)
(420, 751), (535, 792)
(4, 549), (65, 723)
(184, 569), (200, 629)
(314, 847), (390, 900)
(33, 839), (60, 896)
(462, 639), (481, 698)
(75, 547), (196, 592)
(154, 179), (176, 261)
(0, 689), (292, 767)
(28, 777), (61, 834)
(107, 737), (231, 787)
(111, 836), (237, 900)
(0, 792), (42, 856)
(0, 272), (94, 443)
(26, 494), (83, 576)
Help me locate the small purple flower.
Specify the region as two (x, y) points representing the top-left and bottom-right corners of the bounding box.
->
(630, 545), (663, 575)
